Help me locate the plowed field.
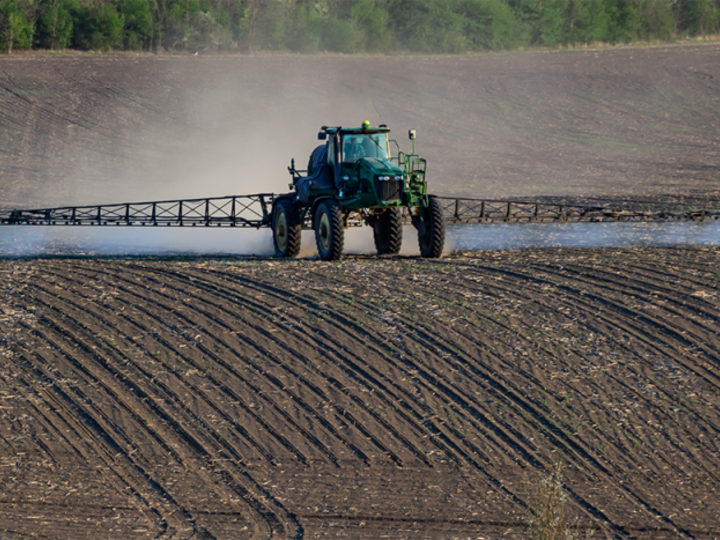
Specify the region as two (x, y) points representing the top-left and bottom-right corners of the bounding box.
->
(1, 44), (720, 539)
(1, 43), (720, 209)
(2, 249), (719, 539)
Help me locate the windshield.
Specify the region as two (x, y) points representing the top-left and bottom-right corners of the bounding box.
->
(341, 133), (389, 163)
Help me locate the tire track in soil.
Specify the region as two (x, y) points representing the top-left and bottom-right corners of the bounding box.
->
(27, 270), (300, 539)
(86, 262), (422, 464)
(32, 278), (309, 472)
(539, 263), (720, 379)
(519, 263), (720, 476)
(104, 264), (534, 525)
(291, 260), (708, 538)
(6, 253), (718, 537)
(167, 268), (580, 520)
(466, 267), (717, 470)
(63, 265), (381, 469)
(20, 286), (290, 539)
(284, 266), (642, 537)
(54, 264), (516, 528)
(0, 70), (112, 136)
(554, 261), (720, 405)
(515, 261), (720, 420)
(0, 365), (162, 537)
(451, 262), (720, 486)
(36, 271), (315, 468)
(416, 261), (720, 474)
(13, 324), (191, 539)
(444, 262), (708, 510)
(165, 267), (516, 463)
(0, 356), (174, 538)
(445, 258), (711, 537)
(446, 256), (717, 403)
(86, 74), (193, 129)
(120, 264), (443, 468)
(600, 260), (720, 341)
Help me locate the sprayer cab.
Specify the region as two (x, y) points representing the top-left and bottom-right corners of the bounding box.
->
(273, 122), (444, 261)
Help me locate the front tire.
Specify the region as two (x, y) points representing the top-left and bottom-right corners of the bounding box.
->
(418, 197), (445, 258)
(314, 200), (344, 261)
(373, 208), (403, 255)
(272, 198), (301, 258)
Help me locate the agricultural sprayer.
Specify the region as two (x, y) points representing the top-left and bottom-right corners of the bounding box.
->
(1, 123), (719, 260)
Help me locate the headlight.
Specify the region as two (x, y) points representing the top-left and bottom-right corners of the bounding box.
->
(395, 175), (403, 181)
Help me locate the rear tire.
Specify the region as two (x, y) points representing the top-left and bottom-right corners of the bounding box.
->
(272, 198), (302, 258)
(314, 200), (344, 261)
(373, 208), (403, 255)
(418, 197), (445, 258)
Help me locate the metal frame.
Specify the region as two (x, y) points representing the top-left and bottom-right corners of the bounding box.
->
(433, 197), (720, 224)
(0, 194), (274, 228)
(1, 193), (718, 231)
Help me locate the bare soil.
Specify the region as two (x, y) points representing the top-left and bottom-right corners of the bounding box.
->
(1, 45), (720, 539)
(1, 249), (719, 539)
(1, 44), (720, 209)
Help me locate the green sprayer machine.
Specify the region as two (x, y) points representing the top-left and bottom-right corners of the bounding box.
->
(273, 122), (444, 260)
(2, 122), (719, 259)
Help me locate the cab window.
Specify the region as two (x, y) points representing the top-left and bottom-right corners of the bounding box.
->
(327, 139), (336, 168)
(341, 133), (389, 163)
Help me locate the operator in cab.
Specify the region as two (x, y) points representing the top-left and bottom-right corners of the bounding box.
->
(342, 134), (389, 164)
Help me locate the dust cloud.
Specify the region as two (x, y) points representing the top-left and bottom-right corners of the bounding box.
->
(2, 56), (399, 256)
(446, 221), (720, 252)
(3, 220), (718, 257)
(3, 51), (720, 257)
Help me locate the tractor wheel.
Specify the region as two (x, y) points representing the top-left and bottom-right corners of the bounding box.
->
(373, 208), (403, 255)
(314, 200), (344, 261)
(272, 198), (302, 258)
(418, 197), (445, 258)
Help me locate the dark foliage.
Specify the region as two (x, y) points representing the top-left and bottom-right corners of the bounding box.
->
(1, 0), (719, 53)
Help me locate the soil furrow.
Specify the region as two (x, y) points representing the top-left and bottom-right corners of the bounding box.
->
(20, 291), (284, 540)
(33, 273), (304, 466)
(70, 263), (375, 467)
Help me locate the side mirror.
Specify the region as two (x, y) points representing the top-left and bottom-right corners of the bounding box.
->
(318, 132), (327, 140)
(408, 129), (417, 140)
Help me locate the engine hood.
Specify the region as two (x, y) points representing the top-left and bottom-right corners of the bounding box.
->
(360, 157), (404, 175)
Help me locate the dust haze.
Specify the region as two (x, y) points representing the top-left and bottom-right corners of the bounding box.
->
(1, 47), (720, 256)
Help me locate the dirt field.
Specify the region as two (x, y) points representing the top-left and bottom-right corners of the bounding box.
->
(1, 44), (720, 209)
(1, 249), (719, 539)
(1, 45), (720, 539)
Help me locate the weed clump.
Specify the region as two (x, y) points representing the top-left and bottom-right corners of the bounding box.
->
(525, 461), (589, 540)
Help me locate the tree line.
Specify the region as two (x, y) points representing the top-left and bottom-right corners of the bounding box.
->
(1, 0), (719, 54)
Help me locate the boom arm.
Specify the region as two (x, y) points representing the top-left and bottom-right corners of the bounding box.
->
(0, 194), (275, 228)
(1, 194), (718, 230)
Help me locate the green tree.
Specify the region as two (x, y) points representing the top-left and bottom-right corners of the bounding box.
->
(390, 0), (468, 53)
(459, 0), (522, 50)
(320, 15), (355, 52)
(165, 0), (194, 49)
(601, 0), (634, 42)
(286, 2), (322, 52)
(687, 0), (719, 36)
(118, 0), (154, 49)
(509, 0), (565, 46)
(627, 0), (674, 40)
(351, 0), (391, 52)
(87, 1), (123, 49)
(0, 0), (35, 52)
(251, 0), (289, 51)
(564, 0), (611, 44)
(38, 0), (77, 49)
